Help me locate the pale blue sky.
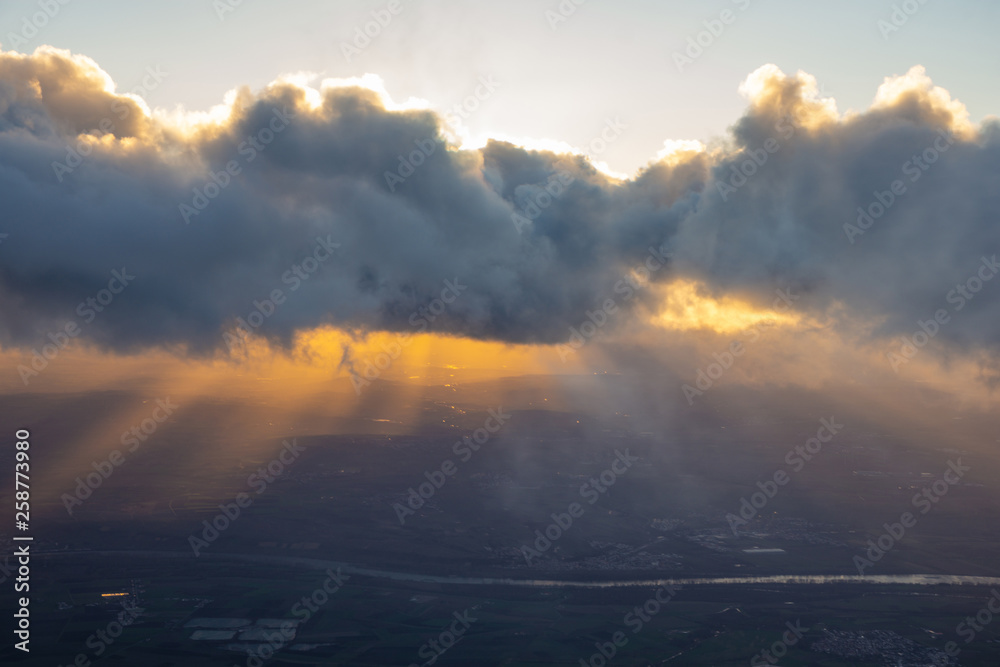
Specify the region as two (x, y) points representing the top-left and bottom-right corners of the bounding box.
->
(2, 0), (997, 174)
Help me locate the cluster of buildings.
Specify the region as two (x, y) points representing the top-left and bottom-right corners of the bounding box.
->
(489, 541), (682, 571)
(811, 629), (956, 666)
(469, 472), (515, 490)
(738, 516), (847, 547)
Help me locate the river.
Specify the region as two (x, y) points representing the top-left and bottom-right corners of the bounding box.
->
(40, 551), (1000, 589)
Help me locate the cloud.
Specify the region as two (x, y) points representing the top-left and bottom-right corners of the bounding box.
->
(0, 46), (154, 140)
(0, 47), (998, 371)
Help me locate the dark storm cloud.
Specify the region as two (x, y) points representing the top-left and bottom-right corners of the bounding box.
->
(670, 66), (1000, 355)
(1, 48), (998, 359)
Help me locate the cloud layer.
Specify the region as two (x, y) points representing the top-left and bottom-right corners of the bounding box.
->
(1, 47), (998, 364)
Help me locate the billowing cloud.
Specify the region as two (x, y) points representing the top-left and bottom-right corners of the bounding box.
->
(1, 47), (998, 371)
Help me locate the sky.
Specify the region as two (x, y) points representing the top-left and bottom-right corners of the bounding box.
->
(2, 0), (999, 175)
(1, 0), (999, 408)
